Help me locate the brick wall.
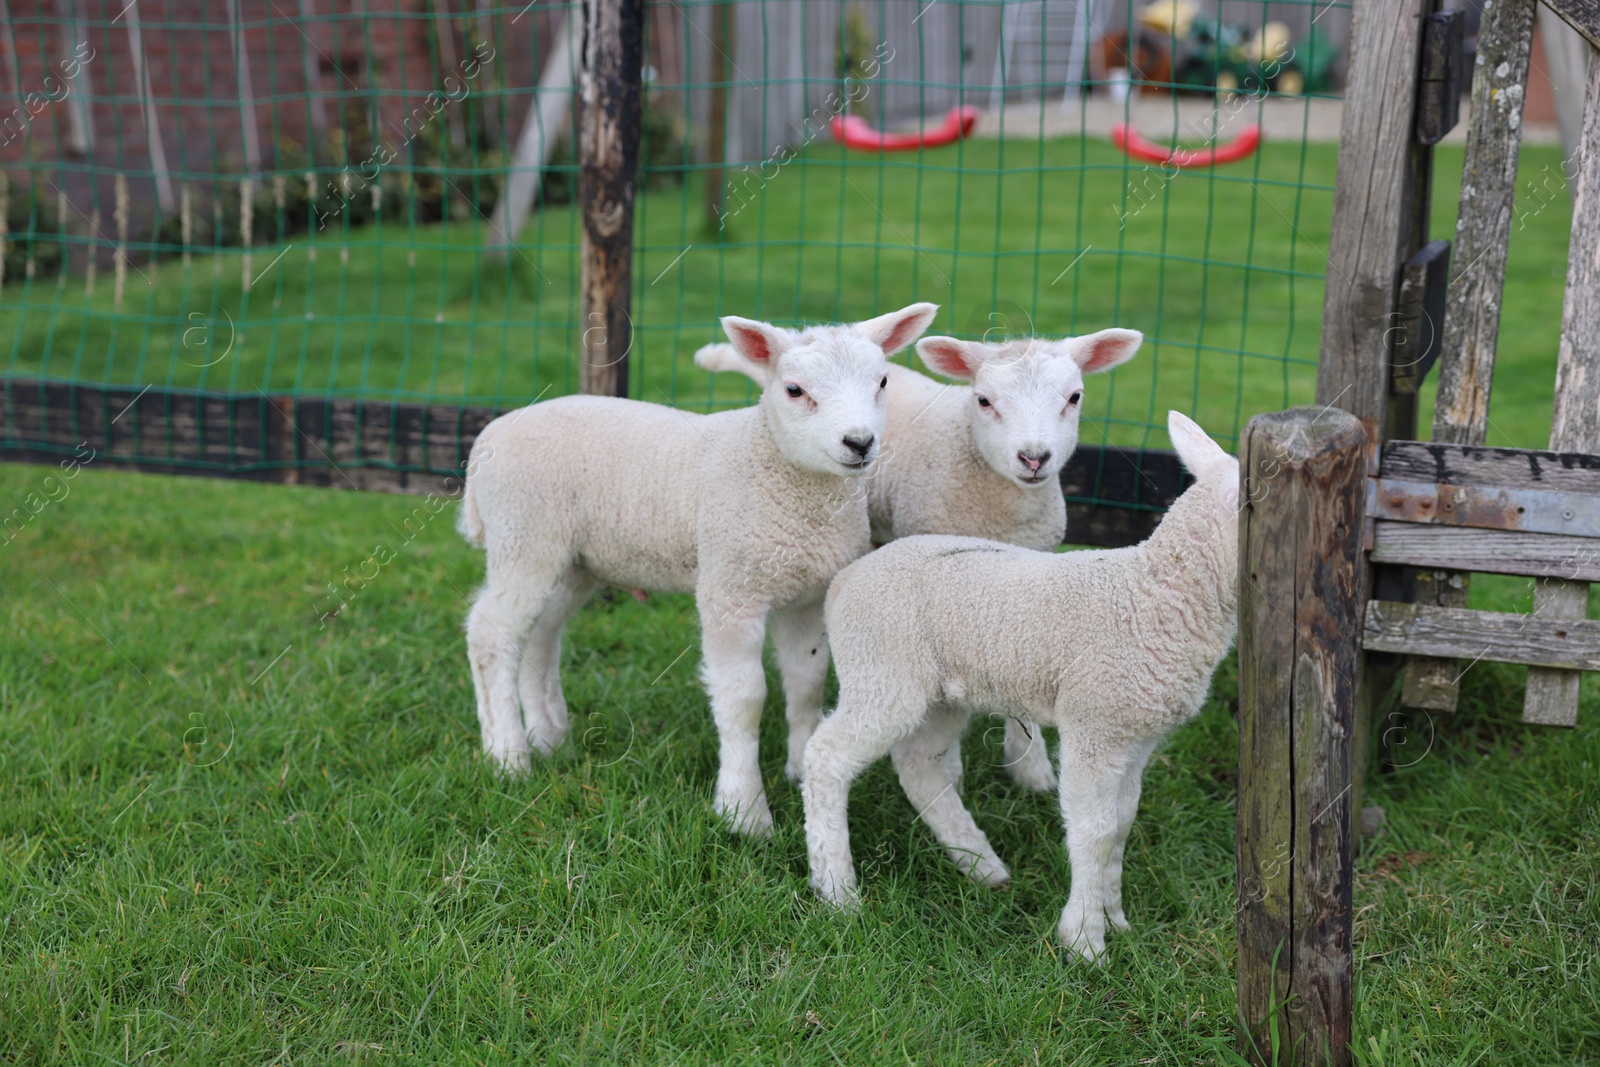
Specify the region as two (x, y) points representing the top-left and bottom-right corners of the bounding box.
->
(0, 0), (575, 249)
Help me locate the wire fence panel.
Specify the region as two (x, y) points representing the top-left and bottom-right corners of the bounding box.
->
(0, 0), (1348, 518)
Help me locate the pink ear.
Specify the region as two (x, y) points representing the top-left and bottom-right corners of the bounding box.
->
(1071, 328), (1143, 374)
(855, 302), (940, 355)
(915, 337), (980, 381)
(720, 316), (787, 364)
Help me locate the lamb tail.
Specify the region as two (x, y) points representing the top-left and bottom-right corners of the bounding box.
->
(456, 470), (485, 548)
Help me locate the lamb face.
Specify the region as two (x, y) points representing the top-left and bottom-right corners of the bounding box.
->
(916, 328), (1143, 489)
(720, 303), (937, 477)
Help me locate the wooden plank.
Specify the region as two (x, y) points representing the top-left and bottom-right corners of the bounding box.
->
(1401, 568), (1469, 708)
(1238, 408), (1367, 1067)
(1370, 476), (1600, 535)
(1315, 0), (1430, 436)
(1371, 522), (1600, 582)
(1525, 52), (1600, 727)
(1432, 0), (1536, 444)
(1541, 0), (1600, 50)
(1366, 600), (1600, 674)
(1380, 439), (1600, 491)
(1413, 0), (1537, 709)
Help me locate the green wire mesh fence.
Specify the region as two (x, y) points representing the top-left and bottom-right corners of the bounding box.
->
(0, 0), (1349, 535)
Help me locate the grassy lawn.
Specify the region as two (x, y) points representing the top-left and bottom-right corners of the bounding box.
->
(2, 136), (1596, 1063)
(3, 139), (1571, 451)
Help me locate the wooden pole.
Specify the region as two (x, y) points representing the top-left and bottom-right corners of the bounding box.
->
(1237, 407), (1368, 1067)
(1310, 0), (1428, 849)
(578, 0), (643, 398)
(704, 2), (729, 233)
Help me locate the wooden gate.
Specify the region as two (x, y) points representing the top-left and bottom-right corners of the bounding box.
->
(1236, 1), (1600, 1064)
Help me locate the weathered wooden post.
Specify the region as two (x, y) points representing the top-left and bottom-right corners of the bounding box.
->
(1312, 0), (1429, 775)
(1405, 0), (1536, 711)
(578, 0), (644, 398)
(1237, 407), (1367, 1067)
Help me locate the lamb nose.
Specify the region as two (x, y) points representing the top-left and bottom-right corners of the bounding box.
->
(1019, 449), (1050, 472)
(843, 434), (874, 458)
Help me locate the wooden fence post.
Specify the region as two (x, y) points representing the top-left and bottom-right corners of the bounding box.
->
(578, 0), (644, 398)
(1237, 407), (1368, 1067)
(1312, 0), (1429, 844)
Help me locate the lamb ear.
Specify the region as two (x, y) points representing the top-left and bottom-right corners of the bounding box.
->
(1167, 411), (1233, 481)
(915, 336), (983, 381)
(1067, 328), (1143, 374)
(694, 342), (772, 386)
(854, 302), (940, 356)
(720, 316), (790, 366)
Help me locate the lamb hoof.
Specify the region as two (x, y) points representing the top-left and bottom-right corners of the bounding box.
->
(1058, 932), (1109, 967)
(961, 853), (1011, 888)
(1058, 910), (1109, 966)
(714, 792), (775, 839)
(784, 758), (805, 785)
(485, 741), (532, 775)
(1006, 760), (1057, 794)
(1107, 909), (1130, 932)
(811, 873), (861, 910)
(525, 729), (566, 757)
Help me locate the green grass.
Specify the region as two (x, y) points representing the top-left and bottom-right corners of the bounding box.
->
(2, 137), (1597, 1062)
(11, 134), (1342, 448)
(2, 462), (1596, 1064)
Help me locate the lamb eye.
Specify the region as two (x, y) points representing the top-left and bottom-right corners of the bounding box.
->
(879, 376), (887, 389)
(1067, 391), (1082, 405)
(977, 396), (991, 408)
(785, 384), (804, 398)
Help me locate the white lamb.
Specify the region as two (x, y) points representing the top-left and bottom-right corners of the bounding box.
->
(800, 411), (1238, 963)
(697, 328), (1144, 793)
(458, 302), (939, 838)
